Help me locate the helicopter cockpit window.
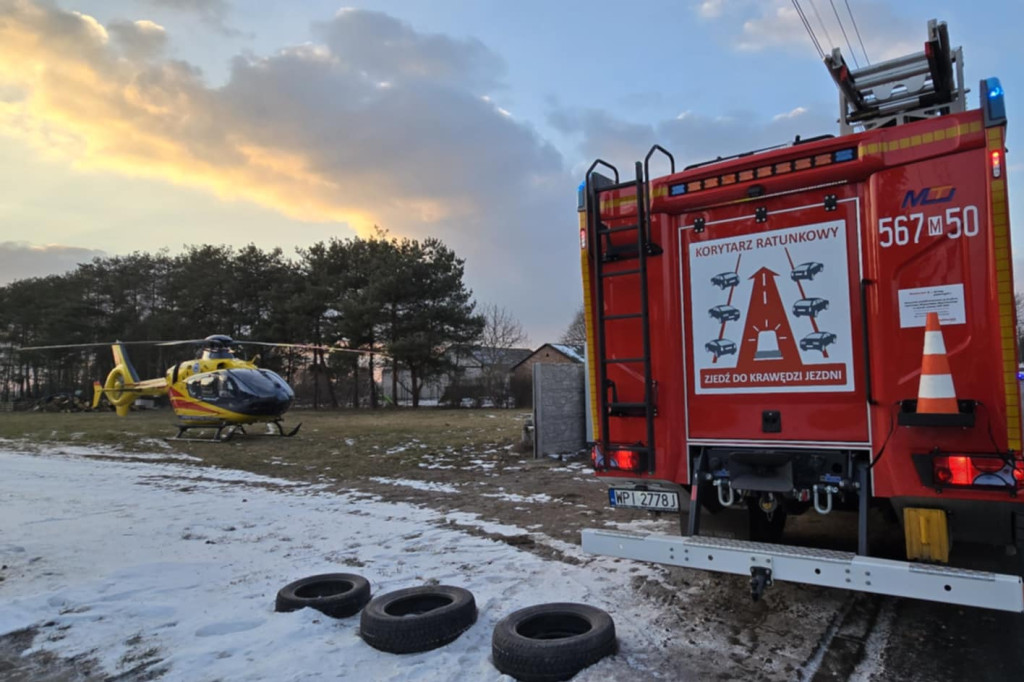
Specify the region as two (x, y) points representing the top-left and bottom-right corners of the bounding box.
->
(258, 369), (291, 392)
(199, 375), (220, 400)
(230, 369), (294, 398)
(219, 377), (238, 398)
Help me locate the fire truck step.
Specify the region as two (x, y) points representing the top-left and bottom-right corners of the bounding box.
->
(602, 313), (642, 321)
(608, 402), (649, 417)
(597, 223), (639, 235)
(599, 268), (641, 278)
(582, 530), (1024, 612)
(603, 357), (644, 364)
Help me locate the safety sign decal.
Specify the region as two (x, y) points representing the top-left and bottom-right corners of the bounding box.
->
(687, 220), (855, 394)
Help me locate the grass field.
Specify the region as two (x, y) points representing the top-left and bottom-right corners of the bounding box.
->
(0, 407), (534, 483)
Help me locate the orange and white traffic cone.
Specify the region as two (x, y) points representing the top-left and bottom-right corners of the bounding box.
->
(917, 312), (958, 414)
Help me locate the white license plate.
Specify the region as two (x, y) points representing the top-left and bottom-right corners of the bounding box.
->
(609, 488), (679, 512)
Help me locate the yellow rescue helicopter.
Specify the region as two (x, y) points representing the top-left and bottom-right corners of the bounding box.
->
(22, 335), (374, 441)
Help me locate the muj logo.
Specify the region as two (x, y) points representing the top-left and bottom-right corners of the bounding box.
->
(902, 185), (957, 209)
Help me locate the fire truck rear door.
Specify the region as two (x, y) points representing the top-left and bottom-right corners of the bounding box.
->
(680, 191), (870, 445)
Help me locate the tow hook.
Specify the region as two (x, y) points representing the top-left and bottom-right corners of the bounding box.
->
(750, 566), (773, 602)
(758, 492), (778, 514)
(812, 484), (838, 514)
(714, 478), (735, 507)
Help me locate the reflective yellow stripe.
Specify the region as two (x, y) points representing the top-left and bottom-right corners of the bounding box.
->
(580, 211), (600, 439)
(904, 508), (950, 563)
(988, 127), (1021, 451)
(859, 120), (983, 157)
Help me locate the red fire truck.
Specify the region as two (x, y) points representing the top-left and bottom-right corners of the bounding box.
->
(578, 20), (1024, 611)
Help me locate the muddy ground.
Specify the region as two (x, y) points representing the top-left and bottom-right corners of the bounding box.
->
(1, 408), (1022, 680)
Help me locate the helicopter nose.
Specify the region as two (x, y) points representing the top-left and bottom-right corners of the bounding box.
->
(246, 393), (292, 416)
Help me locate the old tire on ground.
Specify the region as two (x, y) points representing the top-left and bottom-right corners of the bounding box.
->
(359, 585), (477, 654)
(275, 573), (371, 618)
(491, 603), (616, 682)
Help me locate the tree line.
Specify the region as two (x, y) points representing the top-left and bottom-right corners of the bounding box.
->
(0, 231), (489, 408)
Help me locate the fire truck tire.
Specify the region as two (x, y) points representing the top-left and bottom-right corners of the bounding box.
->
(748, 503), (787, 543)
(275, 573), (370, 618)
(491, 603), (616, 682)
(359, 585), (477, 654)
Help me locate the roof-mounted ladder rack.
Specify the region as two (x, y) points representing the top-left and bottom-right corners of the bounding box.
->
(826, 19), (965, 134)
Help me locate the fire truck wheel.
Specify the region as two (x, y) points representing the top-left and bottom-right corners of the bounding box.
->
(491, 603), (616, 682)
(359, 585), (477, 654)
(748, 503), (787, 543)
(275, 573), (371, 618)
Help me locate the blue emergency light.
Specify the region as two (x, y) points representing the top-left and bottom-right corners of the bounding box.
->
(982, 77), (1006, 127)
(832, 148), (857, 163)
(577, 181), (586, 211)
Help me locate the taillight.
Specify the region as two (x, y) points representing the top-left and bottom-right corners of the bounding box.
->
(991, 150), (1003, 178)
(609, 449), (644, 471)
(609, 449), (641, 471)
(946, 456), (972, 485)
(932, 454), (1023, 488)
(591, 445), (646, 472)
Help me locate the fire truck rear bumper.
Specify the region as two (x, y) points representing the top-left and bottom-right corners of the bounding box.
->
(581, 529), (1024, 612)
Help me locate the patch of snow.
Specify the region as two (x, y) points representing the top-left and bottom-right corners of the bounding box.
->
(368, 477), (459, 494)
(466, 460), (496, 470)
(481, 492), (553, 504)
(441, 511), (528, 538)
(1, 446), (688, 681)
(601, 518), (678, 533)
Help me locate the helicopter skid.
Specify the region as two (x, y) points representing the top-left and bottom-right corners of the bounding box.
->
(169, 421), (241, 442)
(168, 419), (301, 442)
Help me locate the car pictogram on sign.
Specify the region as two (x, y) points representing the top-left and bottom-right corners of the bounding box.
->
(790, 262), (824, 281)
(710, 272), (741, 289)
(705, 338), (737, 357)
(709, 305), (742, 322)
(799, 331), (837, 351)
(792, 297), (829, 317)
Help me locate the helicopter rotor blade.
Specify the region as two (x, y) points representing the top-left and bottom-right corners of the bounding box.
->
(153, 339), (209, 347)
(18, 340), (163, 351)
(240, 341), (388, 358)
(19, 337), (389, 359)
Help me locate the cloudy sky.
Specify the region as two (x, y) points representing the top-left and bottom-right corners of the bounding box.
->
(1, 0), (1021, 342)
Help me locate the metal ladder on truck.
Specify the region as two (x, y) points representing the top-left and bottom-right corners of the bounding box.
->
(584, 147), (674, 473)
(826, 18), (965, 134)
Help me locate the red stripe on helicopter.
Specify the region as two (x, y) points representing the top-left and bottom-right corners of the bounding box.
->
(168, 387), (220, 414)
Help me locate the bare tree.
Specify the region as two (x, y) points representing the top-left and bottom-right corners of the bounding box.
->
(475, 304), (529, 406)
(559, 305), (586, 352)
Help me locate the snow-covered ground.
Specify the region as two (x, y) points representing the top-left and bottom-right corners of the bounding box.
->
(0, 445), (684, 681)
